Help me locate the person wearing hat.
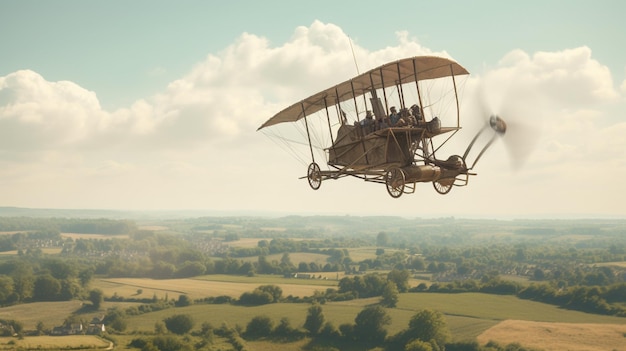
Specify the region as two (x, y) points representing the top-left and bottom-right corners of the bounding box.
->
(389, 106), (400, 126)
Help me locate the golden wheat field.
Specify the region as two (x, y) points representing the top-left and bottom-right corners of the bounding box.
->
(95, 277), (333, 300)
(477, 320), (626, 351)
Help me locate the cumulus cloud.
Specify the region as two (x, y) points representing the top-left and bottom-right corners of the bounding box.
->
(0, 21), (624, 215)
(0, 70), (103, 151)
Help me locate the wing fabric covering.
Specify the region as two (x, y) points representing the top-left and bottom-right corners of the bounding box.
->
(257, 56), (469, 130)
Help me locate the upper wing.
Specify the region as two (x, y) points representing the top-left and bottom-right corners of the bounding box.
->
(257, 56), (469, 130)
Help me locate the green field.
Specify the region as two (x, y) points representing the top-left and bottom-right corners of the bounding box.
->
(0, 335), (110, 350)
(0, 300), (140, 330)
(3, 288), (626, 350)
(118, 292), (626, 342)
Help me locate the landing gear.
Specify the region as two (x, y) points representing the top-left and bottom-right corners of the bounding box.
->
(307, 163), (322, 190)
(386, 167), (405, 198)
(433, 178), (454, 194)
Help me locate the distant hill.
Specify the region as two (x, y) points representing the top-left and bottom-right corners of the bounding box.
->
(0, 206), (135, 218)
(0, 206), (299, 219)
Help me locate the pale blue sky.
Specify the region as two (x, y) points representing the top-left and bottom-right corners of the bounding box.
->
(2, 1), (624, 109)
(1, 0), (625, 218)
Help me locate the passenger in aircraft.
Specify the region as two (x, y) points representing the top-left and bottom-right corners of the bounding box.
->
(389, 106), (400, 126)
(411, 104), (424, 124)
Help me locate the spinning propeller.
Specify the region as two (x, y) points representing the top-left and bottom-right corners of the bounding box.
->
(475, 82), (540, 171)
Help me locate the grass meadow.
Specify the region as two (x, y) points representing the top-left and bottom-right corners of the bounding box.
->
(0, 300), (141, 330)
(110, 291), (626, 350)
(117, 291), (626, 341)
(0, 335), (110, 350)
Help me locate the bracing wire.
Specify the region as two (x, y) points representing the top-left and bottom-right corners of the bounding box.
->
(348, 36), (360, 76)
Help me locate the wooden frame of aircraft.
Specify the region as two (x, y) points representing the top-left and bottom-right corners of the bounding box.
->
(258, 56), (506, 198)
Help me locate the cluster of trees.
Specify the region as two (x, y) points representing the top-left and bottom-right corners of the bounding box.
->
(240, 305), (452, 350)
(228, 238), (358, 258)
(0, 256), (94, 305)
(124, 304), (539, 351)
(238, 285), (283, 306)
(0, 217), (135, 235)
(126, 304), (451, 351)
(0, 230), (63, 253)
(336, 270), (409, 298)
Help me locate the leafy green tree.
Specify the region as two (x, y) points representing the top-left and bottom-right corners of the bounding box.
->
(78, 268), (94, 287)
(353, 305), (391, 344)
(36, 321), (45, 335)
(245, 315), (273, 339)
(44, 258), (77, 280)
(154, 321), (166, 334)
(298, 262), (309, 272)
(175, 294), (191, 307)
(387, 269), (410, 292)
(406, 309), (450, 348)
(273, 317), (296, 338)
(304, 304), (325, 335)
(105, 309), (128, 332)
(408, 256), (426, 270)
(151, 261), (176, 279)
(175, 261), (206, 278)
(12, 271), (34, 302)
(164, 314), (194, 335)
(381, 281), (399, 307)
(0, 276), (14, 303)
(319, 321), (340, 339)
(33, 274), (61, 301)
(89, 289), (104, 309)
(58, 278), (81, 300)
(376, 232), (389, 247)
(238, 290), (273, 305)
(0, 320), (24, 336)
(151, 335), (193, 351)
(257, 285), (282, 302)
(256, 255), (272, 274)
(405, 339), (433, 351)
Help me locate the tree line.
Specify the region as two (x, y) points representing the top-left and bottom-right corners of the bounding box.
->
(0, 217), (135, 235)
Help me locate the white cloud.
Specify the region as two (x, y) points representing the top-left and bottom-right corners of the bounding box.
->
(0, 21), (624, 216)
(0, 70), (102, 151)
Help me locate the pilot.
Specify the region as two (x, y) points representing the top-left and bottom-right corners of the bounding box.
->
(389, 106), (400, 126)
(359, 110), (375, 133)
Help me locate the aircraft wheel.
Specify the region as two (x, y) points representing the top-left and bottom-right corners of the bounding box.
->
(386, 167), (405, 198)
(307, 163), (322, 190)
(433, 178), (454, 195)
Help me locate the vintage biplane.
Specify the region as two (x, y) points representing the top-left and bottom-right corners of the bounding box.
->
(258, 56), (506, 198)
